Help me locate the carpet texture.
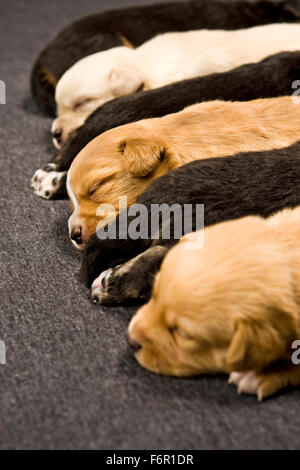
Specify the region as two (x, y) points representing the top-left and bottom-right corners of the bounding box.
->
(0, 0), (300, 450)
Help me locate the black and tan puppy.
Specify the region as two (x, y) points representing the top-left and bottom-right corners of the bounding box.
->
(32, 51), (300, 199)
(80, 142), (300, 304)
(31, 0), (300, 115)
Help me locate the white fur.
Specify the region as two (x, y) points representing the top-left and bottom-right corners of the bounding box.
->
(54, 22), (300, 140)
(91, 269), (113, 303)
(229, 371), (261, 399)
(31, 165), (66, 199)
(66, 170), (79, 213)
(66, 170), (82, 249)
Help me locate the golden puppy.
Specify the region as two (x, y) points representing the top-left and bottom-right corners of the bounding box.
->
(128, 207), (300, 400)
(67, 96), (300, 250)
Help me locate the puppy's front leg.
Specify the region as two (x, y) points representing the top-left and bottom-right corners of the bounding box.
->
(31, 159), (67, 199)
(31, 127), (83, 199)
(229, 361), (300, 401)
(91, 245), (168, 306)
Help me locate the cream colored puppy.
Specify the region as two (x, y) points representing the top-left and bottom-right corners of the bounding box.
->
(128, 208), (300, 400)
(53, 23), (300, 147)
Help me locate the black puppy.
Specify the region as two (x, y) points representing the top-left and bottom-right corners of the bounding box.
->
(32, 51), (300, 199)
(31, 0), (300, 115)
(81, 142), (300, 305)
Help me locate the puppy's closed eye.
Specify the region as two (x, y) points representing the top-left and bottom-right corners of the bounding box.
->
(88, 183), (100, 196)
(73, 98), (92, 111)
(171, 325), (194, 341)
(88, 175), (114, 198)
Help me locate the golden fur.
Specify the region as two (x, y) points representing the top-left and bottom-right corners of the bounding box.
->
(68, 96), (300, 249)
(128, 207), (300, 399)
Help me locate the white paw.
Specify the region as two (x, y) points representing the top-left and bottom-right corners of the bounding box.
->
(229, 371), (261, 400)
(31, 164), (66, 199)
(91, 269), (113, 304)
(53, 137), (62, 150)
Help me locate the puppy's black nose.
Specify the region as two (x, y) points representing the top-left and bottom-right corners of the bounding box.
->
(71, 228), (82, 245)
(53, 128), (62, 144)
(127, 333), (142, 353)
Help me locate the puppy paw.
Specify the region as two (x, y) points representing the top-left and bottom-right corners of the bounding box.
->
(229, 371), (261, 398)
(31, 164), (67, 199)
(228, 367), (299, 401)
(91, 269), (113, 304)
(89, 247), (166, 305)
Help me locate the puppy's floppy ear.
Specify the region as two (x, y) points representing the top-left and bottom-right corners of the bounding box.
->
(226, 310), (298, 372)
(109, 68), (144, 97)
(120, 133), (166, 177)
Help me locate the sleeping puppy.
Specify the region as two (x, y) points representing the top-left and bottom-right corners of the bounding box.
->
(127, 208), (300, 400)
(32, 51), (300, 199)
(52, 23), (300, 148)
(66, 96), (300, 251)
(31, 0), (300, 115)
(82, 142), (300, 305)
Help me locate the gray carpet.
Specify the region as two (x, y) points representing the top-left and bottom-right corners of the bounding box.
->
(1, 0), (300, 450)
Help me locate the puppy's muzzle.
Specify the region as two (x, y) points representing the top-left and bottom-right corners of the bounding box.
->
(127, 332), (142, 353)
(70, 227), (83, 246)
(52, 128), (63, 146)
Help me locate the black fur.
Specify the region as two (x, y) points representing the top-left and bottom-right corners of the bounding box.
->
(81, 142), (300, 304)
(31, 0), (300, 115)
(46, 51), (300, 196)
